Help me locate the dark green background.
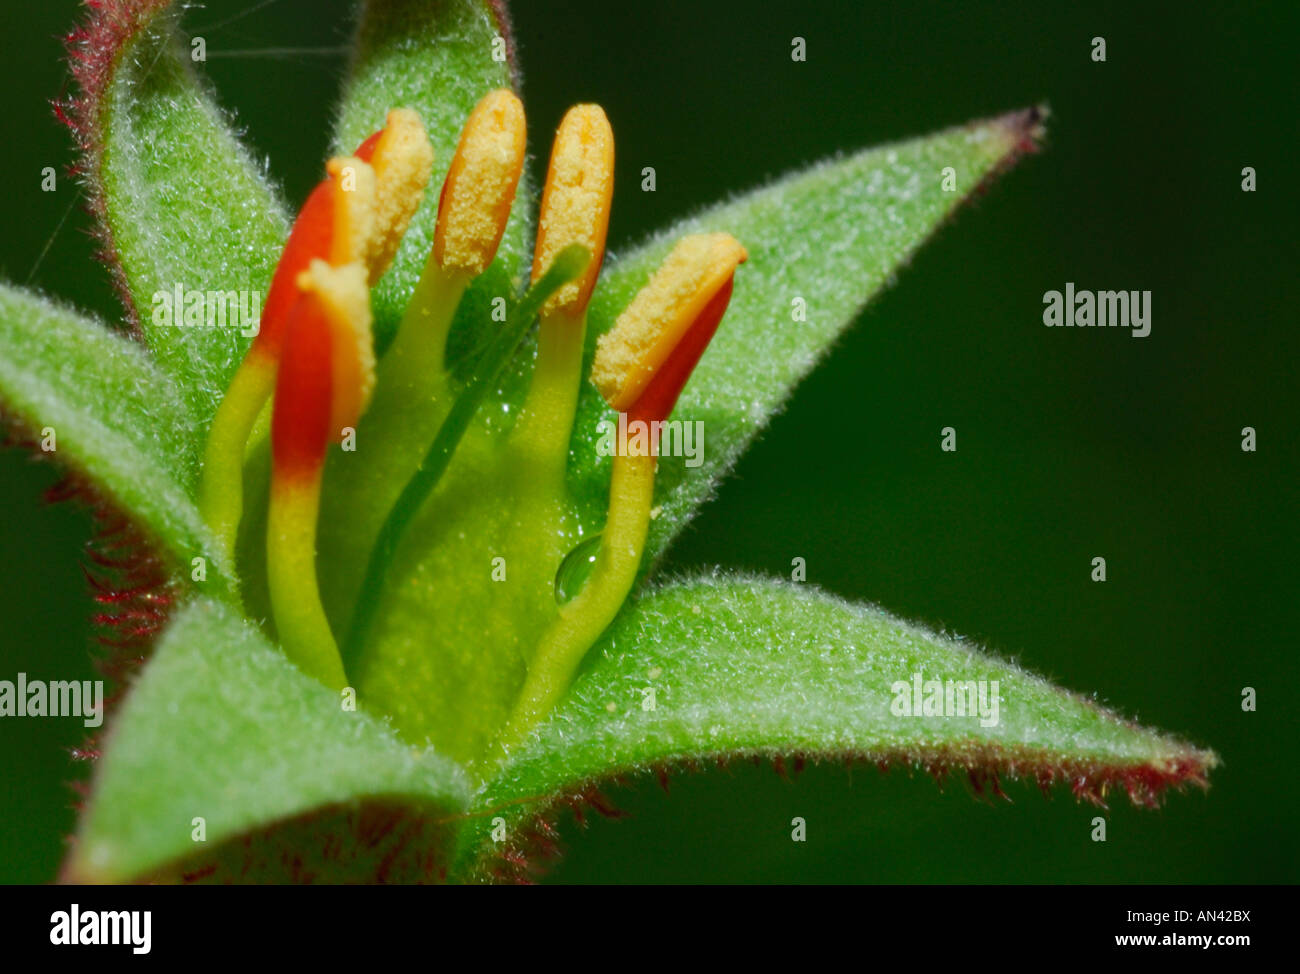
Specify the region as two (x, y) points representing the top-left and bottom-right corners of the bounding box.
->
(1, 0), (1294, 883)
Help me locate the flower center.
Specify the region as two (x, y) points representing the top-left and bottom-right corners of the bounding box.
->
(197, 92), (745, 772)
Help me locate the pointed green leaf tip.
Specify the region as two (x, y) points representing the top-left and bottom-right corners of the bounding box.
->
(461, 574), (1215, 881)
(568, 108), (1049, 567)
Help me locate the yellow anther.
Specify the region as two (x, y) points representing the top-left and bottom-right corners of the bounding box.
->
(363, 108), (435, 283)
(592, 233), (748, 411)
(532, 104), (614, 315)
(433, 89), (527, 276)
(325, 156), (378, 266)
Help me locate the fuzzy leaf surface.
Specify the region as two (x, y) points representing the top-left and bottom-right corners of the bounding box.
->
(0, 285), (220, 581)
(68, 598), (470, 882)
(90, 1), (289, 429)
(461, 574), (1216, 879)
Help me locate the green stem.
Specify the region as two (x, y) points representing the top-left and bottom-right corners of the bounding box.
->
(199, 351), (275, 572)
(511, 307), (587, 490)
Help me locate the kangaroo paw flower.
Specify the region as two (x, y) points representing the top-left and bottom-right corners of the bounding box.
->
(19, 0), (1212, 886)
(192, 92), (746, 765)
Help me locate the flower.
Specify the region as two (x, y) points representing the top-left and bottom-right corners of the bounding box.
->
(202, 88), (750, 754)
(0, 0), (1213, 884)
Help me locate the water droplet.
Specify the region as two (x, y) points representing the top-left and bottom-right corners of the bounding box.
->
(554, 534), (601, 604)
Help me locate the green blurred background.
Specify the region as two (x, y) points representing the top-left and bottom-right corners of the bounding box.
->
(1, 0), (1295, 883)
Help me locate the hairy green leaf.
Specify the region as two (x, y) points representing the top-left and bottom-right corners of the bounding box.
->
(92, 2), (289, 429)
(66, 598), (470, 883)
(0, 285), (224, 582)
(460, 573), (1215, 880)
(333, 0), (532, 351)
(569, 110), (1046, 566)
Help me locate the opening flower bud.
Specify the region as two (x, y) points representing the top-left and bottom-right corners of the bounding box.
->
(265, 259), (373, 691)
(253, 156), (376, 360)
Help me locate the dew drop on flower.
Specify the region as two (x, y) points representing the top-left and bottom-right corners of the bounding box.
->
(554, 533), (602, 604)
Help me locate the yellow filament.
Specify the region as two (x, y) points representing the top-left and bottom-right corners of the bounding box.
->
(510, 306), (586, 488)
(199, 351), (276, 568)
(496, 451), (656, 757)
(267, 475), (348, 690)
(384, 261), (471, 402)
